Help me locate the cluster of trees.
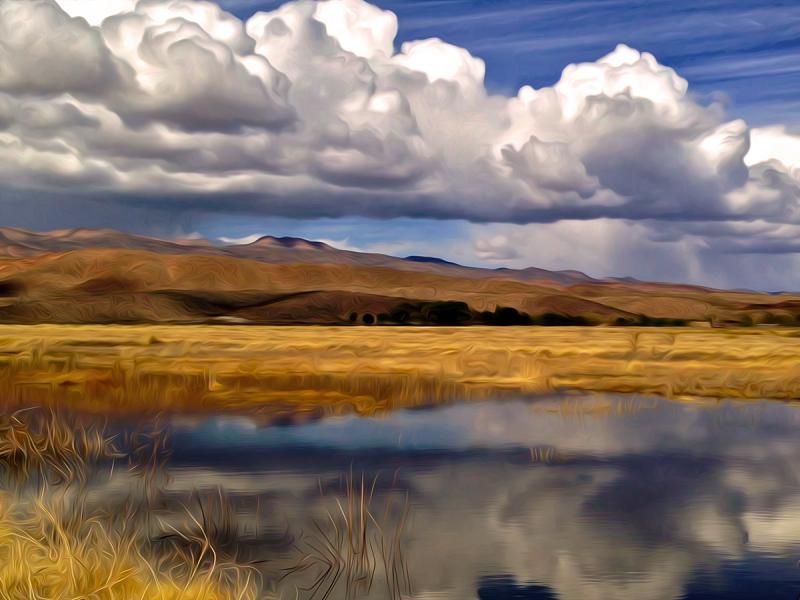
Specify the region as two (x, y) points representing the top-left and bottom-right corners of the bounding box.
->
(740, 312), (800, 326)
(349, 302), (592, 326)
(347, 302), (800, 327)
(613, 315), (687, 327)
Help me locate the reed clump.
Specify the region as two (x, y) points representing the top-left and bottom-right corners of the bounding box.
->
(286, 475), (412, 600)
(0, 409), (259, 600)
(0, 409), (118, 484)
(0, 493), (259, 600)
(0, 409), (411, 599)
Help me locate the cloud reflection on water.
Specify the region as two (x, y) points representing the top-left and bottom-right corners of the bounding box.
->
(156, 395), (800, 599)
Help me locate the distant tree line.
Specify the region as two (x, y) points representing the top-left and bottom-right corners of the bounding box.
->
(345, 301), (800, 327)
(350, 301), (597, 326)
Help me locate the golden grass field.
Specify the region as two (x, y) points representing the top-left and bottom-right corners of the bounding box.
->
(1, 324), (800, 419)
(1, 323), (799, 599)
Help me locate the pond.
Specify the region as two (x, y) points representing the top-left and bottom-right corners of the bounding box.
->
(136, 394), (800, 599)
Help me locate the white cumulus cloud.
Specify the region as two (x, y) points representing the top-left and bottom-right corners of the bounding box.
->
(0, 0), (793, 226)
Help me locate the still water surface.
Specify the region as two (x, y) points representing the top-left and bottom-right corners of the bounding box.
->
(158, 395), (800, 599)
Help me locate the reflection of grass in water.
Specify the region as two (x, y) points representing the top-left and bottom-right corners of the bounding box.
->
(0, 410), (411, 600)
(532, 394), (661, 418)
(286, 475), (411, 600)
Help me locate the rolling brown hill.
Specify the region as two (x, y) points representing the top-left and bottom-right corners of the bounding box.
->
(0, 229), (796, 326)
(0, 227), (593, 285)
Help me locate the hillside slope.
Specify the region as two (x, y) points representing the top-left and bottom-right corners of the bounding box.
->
(0, 245), (796, 325)
(0, 228), (595, 285)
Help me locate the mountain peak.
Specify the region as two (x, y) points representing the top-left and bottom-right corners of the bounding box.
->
(404, 255), (461, 267)
(245, 236), (332, 250)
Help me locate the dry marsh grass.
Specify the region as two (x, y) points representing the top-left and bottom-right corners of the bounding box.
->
(0, 498), (260, 600)
(0, 325), (799, 418)
(285, 475), (411, 600)
(0, 409), (118, 484)
(0, 411), (260, 600)
(0, 409), (411, 600)
(2, 324), (800, 417)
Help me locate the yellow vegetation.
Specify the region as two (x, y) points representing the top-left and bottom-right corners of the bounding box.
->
(0, 502), (257, 600)
(0, 410), (258, 600)
(0, 325), (799, 419)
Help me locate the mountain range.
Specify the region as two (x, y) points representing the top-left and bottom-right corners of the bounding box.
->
(0, 227), (796, 326)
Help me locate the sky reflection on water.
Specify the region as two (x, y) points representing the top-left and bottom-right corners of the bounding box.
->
(164, 395), (800, 599)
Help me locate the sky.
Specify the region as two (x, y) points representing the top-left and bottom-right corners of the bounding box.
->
(220, 0), (800, 127)
(2, 0), (800, 289)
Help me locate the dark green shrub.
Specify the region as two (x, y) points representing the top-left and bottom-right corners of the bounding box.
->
(422, 301), (473, 325)
(534, 313), (589, 326)
(479, 306), (534, 325)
